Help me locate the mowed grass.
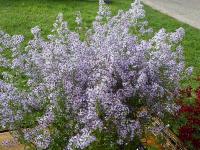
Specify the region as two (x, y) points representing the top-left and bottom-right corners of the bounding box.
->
(0, 0), (199, 85)
(0, 0), (132, 39)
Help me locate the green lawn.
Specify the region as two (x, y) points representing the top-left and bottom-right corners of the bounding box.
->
(0, 0), (199, 81)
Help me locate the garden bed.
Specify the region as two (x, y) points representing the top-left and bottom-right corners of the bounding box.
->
(0, 0), (199, 149)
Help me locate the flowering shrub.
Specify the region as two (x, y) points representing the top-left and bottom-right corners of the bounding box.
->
(0, 0), (192, 149)
(177, 77), (200, 149)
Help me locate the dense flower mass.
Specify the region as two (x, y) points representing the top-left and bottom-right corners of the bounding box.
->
(177, 77), (200, 149)
(0, 0), (192, 149)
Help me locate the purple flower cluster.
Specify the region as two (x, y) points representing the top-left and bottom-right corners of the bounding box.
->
(0, 0), (192, 149)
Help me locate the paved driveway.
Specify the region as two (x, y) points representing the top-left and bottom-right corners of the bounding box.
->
(142, 0), (200, 29)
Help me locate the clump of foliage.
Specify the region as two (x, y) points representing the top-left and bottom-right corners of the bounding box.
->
(176, 77), (200, 150)
(0, 0), (192, 149)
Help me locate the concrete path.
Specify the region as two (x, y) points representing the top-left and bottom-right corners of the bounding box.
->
(142, 0), (200, 29)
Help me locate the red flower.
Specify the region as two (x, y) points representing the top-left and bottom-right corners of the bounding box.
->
(179, 126), (195, 141)
(192, 107), (200, 114)
(192, 139), (200, 149)
(177, 78), (200, 149)
(188, 117), (200, 126)
(179, 105), (193, 113)
(195, 87), (200, 102)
